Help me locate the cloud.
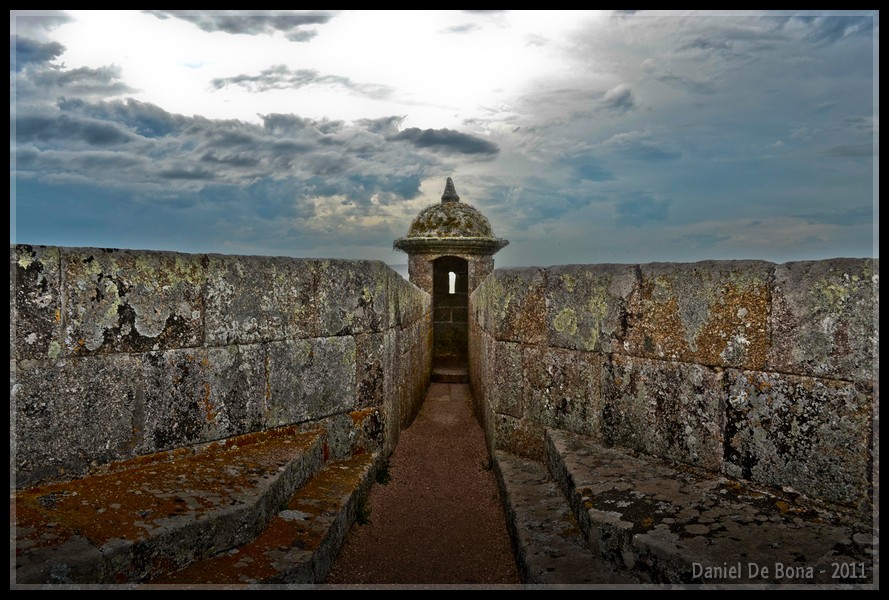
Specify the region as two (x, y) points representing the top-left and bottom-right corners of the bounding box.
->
(820, 143), (874, 157)
(603, 131), (681, 162)
(16, 113), (135, 146)
(145, 10), (333, 40)
(445, 23), (480, 34)
(10, 36), (64, 71)
(614, 192), (671, 227)
(788, 15), (874, 44)
(564, 154), (614, 182)
(211, 65), (392, 98)
(389, 128), (500, 155)
(800, 206), (873, 226)
(602, 84), (636, 113)
(655, 73), (717, 95)
(56, 98), (190, 138)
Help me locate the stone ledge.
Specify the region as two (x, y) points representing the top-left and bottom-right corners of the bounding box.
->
(13, 426), (326, 584)
(493, 450), (633, 585)
(545, 428), (875, 585)
(151, 452), (378, 585)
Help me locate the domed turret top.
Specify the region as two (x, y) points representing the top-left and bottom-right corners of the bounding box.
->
(393, 178), (508, 256)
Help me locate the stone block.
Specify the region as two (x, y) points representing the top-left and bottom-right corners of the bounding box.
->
(602, 355), (725, 471)
(140, 348), (220, 453)
(266, 337), (357, 428)
(355, 333), (385, 409)
(494, 414), (545, 462)
(61, 248), (205, 355)
(14, 355), (142, 486)
(206, 344), (267, 437)
(13, 245), (62, 361)
(546, 264), (636, 353)
(724, 369), (872, 510)
(316, 260), (388, 336)
(472, 268), (545, 344)
(768, 259), (878, 385)
(523, 346), (603, 439)
(625, 260), (771, 369)
(488, 341), (523, 418)
(205, 255), (315, 345)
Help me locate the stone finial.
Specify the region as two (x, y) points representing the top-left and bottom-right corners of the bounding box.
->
(441, 177), (460, 203)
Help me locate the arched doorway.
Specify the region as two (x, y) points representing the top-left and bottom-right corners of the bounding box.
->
(432, 256), (468, 364)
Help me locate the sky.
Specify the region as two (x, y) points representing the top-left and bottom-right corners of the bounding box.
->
(10, 10), (879, 268)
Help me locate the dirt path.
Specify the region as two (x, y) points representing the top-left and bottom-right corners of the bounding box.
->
(325, 382), (521, 585)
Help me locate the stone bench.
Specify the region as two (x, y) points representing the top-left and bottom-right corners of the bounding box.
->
(13, 426), (328, 584)
(545, 428), (875, 585)
(151, 451), (378, 585)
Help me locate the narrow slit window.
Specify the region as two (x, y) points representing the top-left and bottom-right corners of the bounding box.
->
(449, 271), (456, 294)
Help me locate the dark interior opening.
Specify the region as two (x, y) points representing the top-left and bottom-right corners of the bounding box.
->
(432, 256), (468, 365)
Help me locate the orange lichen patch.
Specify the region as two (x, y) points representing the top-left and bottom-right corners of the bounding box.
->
(201, 382), (215, 423)
(155, 453), (375, 585)
(14, 427), (323, 548)
(350, 407), (377, 426)
(633, 279), (769, 368)
(693, 284), (769, 369)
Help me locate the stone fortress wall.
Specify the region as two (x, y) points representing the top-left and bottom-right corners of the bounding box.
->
(469, 259), (878, 515)
(10, 244), (879, 519)
(11, 245), (432, 488)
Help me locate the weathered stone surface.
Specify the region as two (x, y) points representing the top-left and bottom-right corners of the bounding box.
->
(488, 341), (523, 418)
(472, 268), (545, 344)
(206, 344), (267, 437)
(547, 428), (874, 585)
(205, 255), (315, 345)
(603, 355), (725, 471)
(14, 355), (142, 486)
(316, 259), (388, 336)
(546, 263), (636, 353)
(495, 414), (545, 462)
(493, 450), (631, 584)
(13, 245), (62, 361)
(140, 348), (219, 453)
(14, 427), (326, 584)
(626, 261), (771, 369)
(724, 369), (872, 511)
(153, 452), (377, 585)
(62, 248), (205, 355)
(266, 337), (357, 427)
(523, 346), (603, 439)
(356, 333), (385, 409)
(769, 259), (878, 384)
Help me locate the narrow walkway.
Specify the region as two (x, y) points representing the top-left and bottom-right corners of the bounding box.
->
(325, 383), (521, 585)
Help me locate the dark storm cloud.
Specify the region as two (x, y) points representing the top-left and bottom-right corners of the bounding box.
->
(16, 113), (135, 146)
(389, 128), (499, 155)
(25, 64), (135, 97)
(58, 98), (190, 138)
(211, 65), (392, 99)
(10, 36), (64, 71)
(144, 10), (333, 39)
(614, 193), (671, 227)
